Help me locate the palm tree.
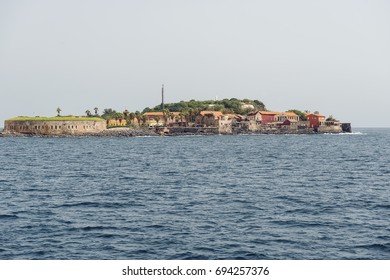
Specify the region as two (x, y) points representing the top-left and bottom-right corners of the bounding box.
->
(141, 115), (147, 127)
(178, 112), (184, 125)
(135, 112), (142, 127)
(85, 110), (91, 117)
(129, 112), (136, 126)
(182, 110), (190, 126)
(168, 112), (174, 125)
(153, 116), (161, 126)
(94, 107), (99, 116)
(162, 109), (170, 126)
(56, 107), (61, 116)
(188, 108), (194, 123)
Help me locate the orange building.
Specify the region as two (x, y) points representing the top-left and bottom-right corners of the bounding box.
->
(276, 112), (299, 122)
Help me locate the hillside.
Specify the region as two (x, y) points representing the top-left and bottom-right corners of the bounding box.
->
(142, 98), (266, 115)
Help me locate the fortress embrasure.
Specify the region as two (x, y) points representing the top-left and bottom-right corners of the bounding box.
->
(4, 117), (106, 135)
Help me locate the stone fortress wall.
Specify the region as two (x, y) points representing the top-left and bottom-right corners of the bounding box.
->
(4, 119), (107, 135)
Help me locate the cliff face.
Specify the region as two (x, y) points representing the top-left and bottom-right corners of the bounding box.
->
(4, 119), (106, 135)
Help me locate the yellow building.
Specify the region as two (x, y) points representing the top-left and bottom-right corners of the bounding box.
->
(107, 119), (127, 126)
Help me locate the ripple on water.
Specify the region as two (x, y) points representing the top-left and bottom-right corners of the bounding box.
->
(1, 129), (390, 259)
(0, 214), (19, 220)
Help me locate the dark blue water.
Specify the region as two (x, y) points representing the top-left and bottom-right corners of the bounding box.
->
(0, 128), (389, 259)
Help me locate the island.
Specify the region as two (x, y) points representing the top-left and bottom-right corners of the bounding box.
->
(1, 98), (352, 137)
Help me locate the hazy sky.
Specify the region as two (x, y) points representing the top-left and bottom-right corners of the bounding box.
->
(1, 0), (389, 127)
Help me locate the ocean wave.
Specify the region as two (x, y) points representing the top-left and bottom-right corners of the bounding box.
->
(0, 214), (18, 220)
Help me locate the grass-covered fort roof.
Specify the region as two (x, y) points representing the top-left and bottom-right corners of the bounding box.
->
(7, 116), (104, 121)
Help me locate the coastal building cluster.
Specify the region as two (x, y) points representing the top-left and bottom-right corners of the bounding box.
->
(2, 107), (351, 136)
(136, 110), (349, 134)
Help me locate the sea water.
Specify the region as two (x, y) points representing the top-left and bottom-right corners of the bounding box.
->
(0, 128), (389, 259)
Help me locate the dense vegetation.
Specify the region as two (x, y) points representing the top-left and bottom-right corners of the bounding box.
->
(142, 98), (266, 115)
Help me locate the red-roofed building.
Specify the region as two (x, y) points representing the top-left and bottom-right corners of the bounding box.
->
(306, 113), (326, 128)
(259, 111), (279, 125)
(280, 119), (298, 130)
(247, 111), (262, 122)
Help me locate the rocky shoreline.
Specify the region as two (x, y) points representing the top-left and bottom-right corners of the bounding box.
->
(0, 127), (344, 138)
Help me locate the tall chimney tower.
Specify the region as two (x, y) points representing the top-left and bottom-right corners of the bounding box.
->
(161, 84), (164, 110)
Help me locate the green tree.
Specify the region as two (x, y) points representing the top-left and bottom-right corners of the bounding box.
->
(326, 115), (337, 121)
(103, 108), (114, 115)
(85, 110), (92, 117)
(101, 108), (117, 120)
(113, 112), (124, 120)
(211, 104), (224, 111)
(94, 107), (99, 116)
(142, 107), (152, 113)
(253, 100), (266, 110)
(222, 108), (234, 114)
(56, 107), (61, 116)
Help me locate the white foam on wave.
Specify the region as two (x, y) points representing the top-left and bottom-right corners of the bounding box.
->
(326, 131), (367, 136)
